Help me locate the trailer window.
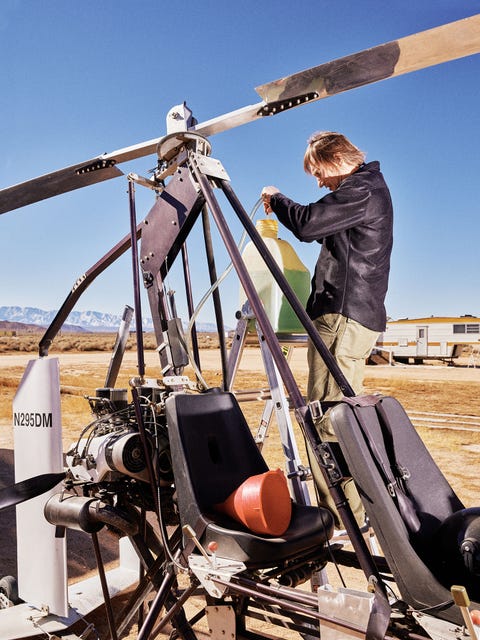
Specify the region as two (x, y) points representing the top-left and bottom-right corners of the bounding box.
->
(453, 323), (480, 334)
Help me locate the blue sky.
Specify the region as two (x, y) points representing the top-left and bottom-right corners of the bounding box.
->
(1, 1), (479, 329)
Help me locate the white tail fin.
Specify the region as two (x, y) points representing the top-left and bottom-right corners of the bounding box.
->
(13, 357), (68, 617)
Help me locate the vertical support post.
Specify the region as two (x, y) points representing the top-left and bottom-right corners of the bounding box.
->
(256, 324), (311, 505)
(180, 243), (201, 371)
(104, 304), (134, 388)
(226, 307), (310, 505)
(129, 180), (145, 379)
(201, 206), (229, 388)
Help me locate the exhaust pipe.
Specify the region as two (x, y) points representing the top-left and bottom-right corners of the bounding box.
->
(45, 494), (139, 536)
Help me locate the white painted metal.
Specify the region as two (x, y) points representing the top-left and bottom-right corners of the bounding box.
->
(12, 357), (68, 617)
(0, 538), (139, 639)
(376, 317), (480, 360)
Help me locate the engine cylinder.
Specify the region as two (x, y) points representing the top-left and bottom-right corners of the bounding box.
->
(105, 432), (149, 480)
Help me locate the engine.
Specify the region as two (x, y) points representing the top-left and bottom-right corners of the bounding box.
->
(65, 379), (174, 504)
(67, 430), (151, 483)
(42, 377), (196, 537)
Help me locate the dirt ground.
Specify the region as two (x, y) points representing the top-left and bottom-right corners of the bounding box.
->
(0, 348), (479, 639)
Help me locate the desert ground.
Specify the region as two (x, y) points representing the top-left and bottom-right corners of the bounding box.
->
(0, 340), (479, 639)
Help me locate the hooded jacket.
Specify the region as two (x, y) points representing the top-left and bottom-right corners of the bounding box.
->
(270, 161), (393, 332)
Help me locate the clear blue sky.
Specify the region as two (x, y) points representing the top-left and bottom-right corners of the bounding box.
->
(1, 1), (479, 329)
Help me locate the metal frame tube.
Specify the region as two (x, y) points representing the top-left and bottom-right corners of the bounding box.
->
(129, 180), (146, 379)
(201, 205), (228, 387)
(38, 227), (140, 356)
(180, 242), (201, 370)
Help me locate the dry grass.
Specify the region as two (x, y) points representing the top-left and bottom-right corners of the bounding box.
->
(365, 375), (478, 415)
(0, 331), (226, 354)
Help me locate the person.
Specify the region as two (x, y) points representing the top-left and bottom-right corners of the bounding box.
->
(261, 131), (393, 528)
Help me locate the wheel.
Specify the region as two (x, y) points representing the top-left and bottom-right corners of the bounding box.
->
(0, 575), (19, 604)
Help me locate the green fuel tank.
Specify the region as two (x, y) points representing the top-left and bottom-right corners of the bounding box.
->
(239, 219), (311, 333)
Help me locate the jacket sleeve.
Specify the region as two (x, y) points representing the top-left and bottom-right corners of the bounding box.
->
(270, 181), (371, 242)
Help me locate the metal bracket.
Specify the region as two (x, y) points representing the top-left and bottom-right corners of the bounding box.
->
(75, 158), (117, 175)
(155, 131), (213, 183)
(257, 92), (319, 116)
(189, 152), (231, 181)
(157, 335), (176, 375)
(163, 375), (196, 392)
(319, 442), (344, 484)
(413, 611), (470, 640)
(127, 172), (164, 192)
(309, 400), (323, 421)
(188, 555), (246, 598)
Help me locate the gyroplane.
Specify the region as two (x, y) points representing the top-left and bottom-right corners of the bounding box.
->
(1, 14), (480, 640)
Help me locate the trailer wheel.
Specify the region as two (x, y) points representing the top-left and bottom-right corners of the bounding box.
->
(0, 575), (19, 604)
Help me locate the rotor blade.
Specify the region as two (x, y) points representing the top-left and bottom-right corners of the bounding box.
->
(0, 472), (66, 511)
(0, 158), (123, 215)
(255, 14), (480, 102)
(0, 108), (265, 215)
(1, 15), (478, 216)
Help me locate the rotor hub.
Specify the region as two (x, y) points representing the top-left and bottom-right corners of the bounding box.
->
(156, 131), (212, 163)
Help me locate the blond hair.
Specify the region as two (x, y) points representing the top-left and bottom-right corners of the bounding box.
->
(303, 131), (365, 174)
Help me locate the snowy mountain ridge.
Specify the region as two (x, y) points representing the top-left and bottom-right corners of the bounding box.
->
(0, 306), (221, 333)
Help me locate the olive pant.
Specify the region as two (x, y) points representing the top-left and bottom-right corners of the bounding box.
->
(306, 313), (379, 528)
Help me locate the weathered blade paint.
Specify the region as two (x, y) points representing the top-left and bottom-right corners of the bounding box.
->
(255, 15), (480, 102)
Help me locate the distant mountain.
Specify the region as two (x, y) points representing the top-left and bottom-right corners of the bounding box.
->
(0, 319), (57, 333)
(0, 306), (224, 333)
(0, 306), (141, 332)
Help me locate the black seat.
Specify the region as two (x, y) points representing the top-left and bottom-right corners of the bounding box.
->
(329, 395), (480, 625)
(165, 389), (334, 568)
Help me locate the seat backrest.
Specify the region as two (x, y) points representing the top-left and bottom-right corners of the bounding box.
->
(330, 396), (471, 624)
(165, 389), (269, 529)
(366, 397), (463, 542)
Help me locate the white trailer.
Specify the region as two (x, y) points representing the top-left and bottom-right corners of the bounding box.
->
(375, 315), (480, 363)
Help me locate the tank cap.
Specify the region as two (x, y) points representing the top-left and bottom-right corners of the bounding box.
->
(256, 218), (278, 238)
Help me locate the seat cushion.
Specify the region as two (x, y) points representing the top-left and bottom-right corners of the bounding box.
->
(199, 502), (334, 567)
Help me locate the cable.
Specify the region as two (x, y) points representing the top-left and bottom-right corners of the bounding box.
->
(182, 197), (264, 389)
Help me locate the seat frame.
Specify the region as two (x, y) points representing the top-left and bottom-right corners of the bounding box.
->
(165, 388), (334, 569)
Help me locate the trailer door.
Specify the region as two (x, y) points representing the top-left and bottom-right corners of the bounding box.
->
(416, 326), (428, 356)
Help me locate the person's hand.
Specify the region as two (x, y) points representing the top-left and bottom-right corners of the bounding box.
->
(261, 186), (279, 214)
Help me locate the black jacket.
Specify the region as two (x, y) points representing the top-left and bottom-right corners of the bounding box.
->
(270, 161), (393, 332)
